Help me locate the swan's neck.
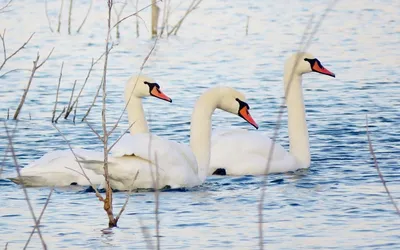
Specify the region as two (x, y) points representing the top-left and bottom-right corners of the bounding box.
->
(190, 91), (218, 182)
(284, 74), (310, 167)
(126, 96), (149, 135)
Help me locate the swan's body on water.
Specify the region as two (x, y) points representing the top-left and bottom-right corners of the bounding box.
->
(81, 86), (259, 191)
(209, 52), (336, 176)
(8, 75), (172, 187)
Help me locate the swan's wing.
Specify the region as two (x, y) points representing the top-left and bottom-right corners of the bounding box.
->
(10, 149), (104, 186)
(81, 133), (199, 190)
(110, 133), (197, 168)
(210, 130), (296, 175)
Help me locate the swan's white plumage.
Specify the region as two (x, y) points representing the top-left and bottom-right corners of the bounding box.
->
(80, 133), (200, 190)
(9, 149), (105, 186)
(208, 52), (335, 176)
(209, 129), (299, 175)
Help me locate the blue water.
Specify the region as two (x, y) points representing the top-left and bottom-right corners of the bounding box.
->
(0, 0), (399, 249)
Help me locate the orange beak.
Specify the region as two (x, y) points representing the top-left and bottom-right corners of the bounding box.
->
(239, 107), (259, 129)
(312, 63), (335, 77)
(151, 88), (172, 103)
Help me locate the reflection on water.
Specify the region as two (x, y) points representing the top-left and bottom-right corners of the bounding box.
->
(0, 0), (399, 249)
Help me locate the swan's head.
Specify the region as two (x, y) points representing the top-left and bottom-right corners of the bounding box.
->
(125, 74), (172, 103)
(216, 87), (259, 129)
(285, 52), (335, 77)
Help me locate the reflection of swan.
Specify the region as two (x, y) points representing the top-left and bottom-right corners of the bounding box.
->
(209, 52), (336, 176)
(8, 75), (172, 187)
(81, 86), (259, 190)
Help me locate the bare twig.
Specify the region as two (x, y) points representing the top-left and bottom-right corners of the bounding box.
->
(52, 124), (104, 201)
(24, 188), (54, 249)
(84, 119), (104, 142)
(0, 31), (35, 72)
(68, 0), (73, 35)
(245, 16), (249, 36)
(107, 121), (136, 153)
(107, 37), (158, 137)
(114, 170), (139, 223)
(52, 62), (64, 123)
(6, 108), (9, 119)
(135, 0), (140, 37)
(13, 48), (54, 120)
(366, 115), (400, 215)
(112, 0), (161, 31)
(76, 0), (93, 33)
(168, 0), (203, 36)
(81, 76), (103, 121)
(0, 68), (32, 79)
(138, 217), (154, 250)
(64, 80), (77, 119)
(151, 0), (160, 37)
(102, 0), (117, 228)
(154, 153), (160, 250)
(57, 0), (64, 33)
(4, 122), (47, 250)
(55, 106), (66, 123)
(258, 1), (339, 249)
(0, 0), (13, 13)
(0, 122), (17, 178)
(113, 0), (127, 39)
(44, 0), (54, 32)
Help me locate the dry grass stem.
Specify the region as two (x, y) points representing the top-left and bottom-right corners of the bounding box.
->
(68, 0), (73, 35)
(13, 48), (54, 120)
(365, 115), (400, 215)
(24, 188), (54, 249)
(52, 62), (64, 123)
(107, 37), (158, 137)
(76, 0), (93, 33)
(0, 31), (35, 72)
(4, 122), (47, 250)
(57, 0), (64, 33)
(245, 16), (249, 36)
(64, 80), (77, 119)
(44, 0), (54, 32)
(151, 0), (160, 37)
(55, 106), (66, 123)
(257, 1), (339, 249)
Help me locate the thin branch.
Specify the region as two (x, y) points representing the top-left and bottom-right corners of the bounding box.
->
(0, 32), (35, 72)
(84, 119), (104, 143)
(57, 0), (64, 33)
(4, 122), (47, 250)
(115, 170), (139, 223)
(113, 0), (127, 39)
(52, 62), (64, 123)
(0, 68), (32, 79)
(168, 0), (203, 36)
(68, 0), (73, 35)
(24, 188), (54, 249)
(76, 0), (93, 33)
(107, 37), (158, 137)
(54, 106), (66, 123)
(107, 121), (136, 153)
(258, 1), (339, 249)
(112, 0), (161, 31)
(13, 48), (54, 120)
(52, 124), (104, 202)
(366, 115), (400, 215)
(44, 0), (54, 32)
(0, 0), (13, 13)
(81, 76), (103, 121)
(64, 80), (77, 119)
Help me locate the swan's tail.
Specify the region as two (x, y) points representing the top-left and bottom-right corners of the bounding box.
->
(8, 176), (55, 187)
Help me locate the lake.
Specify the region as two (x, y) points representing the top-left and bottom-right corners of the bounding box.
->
(0, 0), (399, 249)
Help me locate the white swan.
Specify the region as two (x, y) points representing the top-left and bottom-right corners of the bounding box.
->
(79, 86), (259, 191)
(8, 75), (172, 187)
(208, 52), (336, 176)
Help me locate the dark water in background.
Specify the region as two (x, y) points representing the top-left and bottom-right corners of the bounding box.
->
(0, 0), (399, 249)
